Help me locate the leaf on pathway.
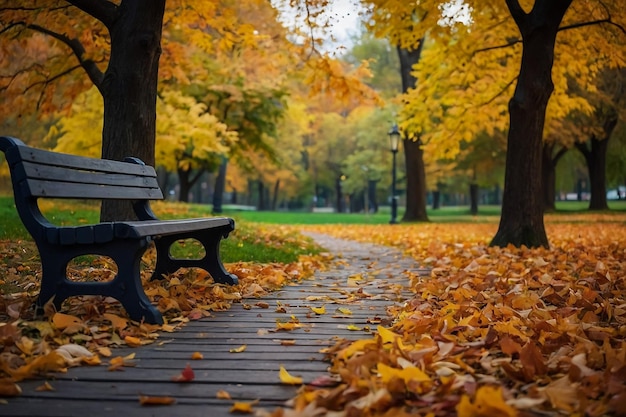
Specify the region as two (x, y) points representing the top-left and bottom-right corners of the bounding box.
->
(279, 365), (303, 385)
(229, 344), (247, 353)
(139, 395), (176, 406)
(456, 385), (516, 417)
(171, 363), (195, 382)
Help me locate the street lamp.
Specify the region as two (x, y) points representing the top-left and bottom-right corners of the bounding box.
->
(388, 124), (401, 224)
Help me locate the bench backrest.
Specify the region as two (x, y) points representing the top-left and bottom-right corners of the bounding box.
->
(1, 136), (163, 201)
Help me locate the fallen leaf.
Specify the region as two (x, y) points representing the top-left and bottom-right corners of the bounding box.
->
(310, 305), (326, 315)
(229, 345), (247, 353)
(456, 385), (517, 417)
(229, 399), (259, 413)
(191, 351), (204, 360)
(139, 395), (176, 405)
(279, 365), (303, 385)
(216, 389), (232, 399)
(0, 380), (22, 396)
(35, 381), (55, 392)
(124, 335), (142, 347)
(171, 363), (195, 382)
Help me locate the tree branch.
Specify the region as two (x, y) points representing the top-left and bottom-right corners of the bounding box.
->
(64, 0), (118, 29)
(474, 16), (625, 55)
(505, 0), (526, 30)
(26, 23), (104, 90)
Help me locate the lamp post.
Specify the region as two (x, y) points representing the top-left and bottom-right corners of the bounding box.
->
(388, 124), (400, 224)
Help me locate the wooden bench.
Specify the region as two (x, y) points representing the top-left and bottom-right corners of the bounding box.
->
(0, 136), (238, 325)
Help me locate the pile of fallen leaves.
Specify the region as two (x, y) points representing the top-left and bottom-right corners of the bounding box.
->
(274, 219), (626, 417)
(0, 234), (328, 397)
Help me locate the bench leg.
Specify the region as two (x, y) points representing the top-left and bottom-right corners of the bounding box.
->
(150, 226), (238, 285)
(36, 240), (163, 325)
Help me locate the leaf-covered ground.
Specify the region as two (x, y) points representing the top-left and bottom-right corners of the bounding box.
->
(1, 214), (625, 417)
(0, 227), (328, 398)
(266, 218), (626, 417)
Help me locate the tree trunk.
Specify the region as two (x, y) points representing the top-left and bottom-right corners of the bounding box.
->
(469, 183), (479, 215)
(541, 143), (568, 212)
(335, 176), (344, 213)
(212, 157), (228, 214)
(576, 135), (612, 211)
(100, 0), (166, 221)
(397, 44), (429, 222)
(272, 179), (280, 210)
(491, 0), (572, 248)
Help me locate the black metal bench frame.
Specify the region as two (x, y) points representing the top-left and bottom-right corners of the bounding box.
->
(0, 136), (238, 324)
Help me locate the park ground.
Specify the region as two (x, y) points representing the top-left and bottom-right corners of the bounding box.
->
(0, 197), (625, 416)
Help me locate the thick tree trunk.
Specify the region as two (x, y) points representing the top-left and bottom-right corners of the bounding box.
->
(397, 44), (428, 222)
(491, 0), (572, 248)
(212, 157), (228, 214)
(576, 135), (612, 211)
(100, 0), (166, 221)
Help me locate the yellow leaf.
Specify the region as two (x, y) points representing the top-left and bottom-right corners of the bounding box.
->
(377, 325), (400, 344)
(346, 324), (361, 331)
(378, 362), (431, 384)
(279, 365), (303, 385)
(310, 305), (326, 315)
(336, 307), (352, 315)
(229, 399), (258, 413)
(456, 385), (516, 417)
(229, 345), (247, 353)
(97, 347), (112, 357)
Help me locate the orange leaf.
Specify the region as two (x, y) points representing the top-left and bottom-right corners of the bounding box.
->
(52, 312), (82, 330)
(216, 389), (232, 399)
(139, 395), (176, 406)
(191, 351), (204, 360)
(124, 336), (142, 347)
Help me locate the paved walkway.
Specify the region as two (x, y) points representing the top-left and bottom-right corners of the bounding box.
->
(3, 233), (426, 417)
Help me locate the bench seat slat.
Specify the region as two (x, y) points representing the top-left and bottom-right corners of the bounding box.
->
(44, 218), (233, 245)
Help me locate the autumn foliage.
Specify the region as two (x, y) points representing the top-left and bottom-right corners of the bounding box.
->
(274, 219), (626, 416)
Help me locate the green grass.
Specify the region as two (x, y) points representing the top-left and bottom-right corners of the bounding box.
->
(1, 195), (625, 264)
(0, 196), (320, 264)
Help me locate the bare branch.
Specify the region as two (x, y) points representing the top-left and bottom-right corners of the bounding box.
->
(478, 76), (518, 107)
(26, 23), (104, 90)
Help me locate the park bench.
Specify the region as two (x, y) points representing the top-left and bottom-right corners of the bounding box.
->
(0, 136), (238, 325)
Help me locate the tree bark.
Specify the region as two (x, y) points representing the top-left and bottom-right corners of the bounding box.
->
(541, 143), (568, 212)
(491, 0), (572, 248)
(575, 135), (612, 210)
(397, 44), (428, 222)
(469, 183), (479, 215)
(99, 0), (166, 221)
(212, 157), (228, 214)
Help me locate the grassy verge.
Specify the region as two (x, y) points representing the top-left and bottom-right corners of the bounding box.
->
(0, 197), (320, 264)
